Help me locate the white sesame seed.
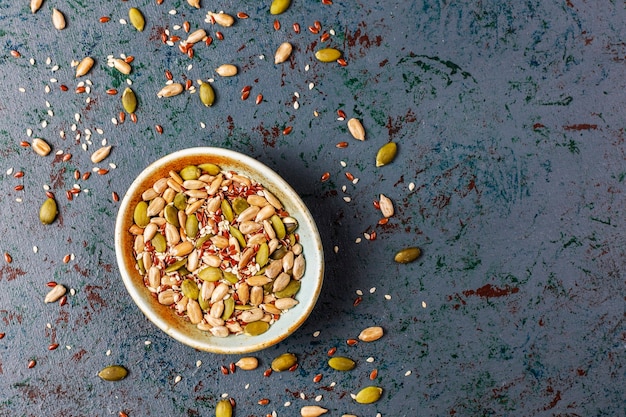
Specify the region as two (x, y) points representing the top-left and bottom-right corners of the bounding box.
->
(15, 197), (22, 203)
(221, 393), (229, 398)
(369, 287), (376, 293)
(356, 289), (363, 295)
(293, 101), (300, 110)
(173, 24), (181, 30)
(109, 163), (117, 169)
(71, 124), (77, 132)
(96, 128), (104, 135)
(29, 58), (35, 65)
(341, 185), (347, 192)
(119, 18), (127, 24)
(313, 330), (320, 337)
(111, 118), (118, 125)
(313, 110), (319, 117)
(315, 395), (322, 402)
(330, 29), (336, 35)
(33, 246), (38, 253)
(166, 40), (175, 46)
(309, 83), (314, 90)
(144, 340), (151, 345)
(43, 184), (50, 191)
(409, 182), (416, 191)
(18, 87), (26, 93)
(44, 85), (51, 93)
(343, 196), (351, 202)
(59, 130), (65, 138)
(340, 160), (347, 167)
(333, 245), (339, 253)
(81, 143), (88, 151)
(26, 128), (33, 137)
(187, 64), (193, 71)
(165, 29), (170, 36)
(51, 65), (59, 72)
(350, 393), (357, 400)
(45, 100), (51, 108)
(259, 54), (265, 60)
(299, 392), (306, 400)
(106, 349), (111, 356)
(41, 120), (47, 128)
(305, 64), (310, 71)
(200, 122), (206, 128)
(70, 288), (76, 296)
(355, 237), (362, 243)
(376, 413), (382, 417)
(174, 375), (182, 384)
(330, 382), (336, 387)
(66, 345), (72, 350)
(169, 9), (177, 15)
(50, 78), (57, 83)
(366, 357), (375, 363)
(126, 79), (132, 85)
(294, 91), (300, 98)
(45, 57), (51, 65)
(196, 360), (202, 367)
(364, 232), (371, 240)
(422, 301), (427, 308)
(352, 178), (359, 184)
(47, 110), (54, 117)
(6, 168), (13, 175)
(46, 323), (52, 329)
(55, 150), (63, 156)
(384, 294), (392, 300)
(405, 370), (412, 376)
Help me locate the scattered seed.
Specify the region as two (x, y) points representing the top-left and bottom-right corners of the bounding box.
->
(293, 23), (300, 33)
(327, 346), (337, 356)
(4, 253), (12, 263)
(273, 19), (281, 31)
(270, 0), (291, 15)
(52, 9), (66, 30)
(300, 405), (328, 417)
(237, 12), (249, 19)
(346, 338), (358, 346)
(112, 192), (120, 202)
(98, 365), (128, 381)
(44, 284), (66, 303)
(76, 57), (95, 78)
(0, 333), (5, 339)
(354, 386), (383, 404)
(28, 360), (36, 369)
(320, 32), (330, 42)
(155, 125), (163, 134)
(375, 142), (397, 167)
(100, 16), (111, 23)
(347, 118), (365, 140)
(122, 87), (137, 113)
(258, 398), (270, 405)
(263, 368), (273, 377)
(274, 42), (293, 64)
(256, 94), (263, 105)
(215, 64), (238, 77)
(369, 368), (378, 380)
(353, 296), (362, 306)
(216, 31), (224, 40)
(282, 126), (293, 135)
(10, 49), (21, 58)
(221, 365), (229, 375)
(394, 247), (421, 264)
(128, 7), (146, 31)
(320, 172), (330, 182)
(63, 254), (71, 264)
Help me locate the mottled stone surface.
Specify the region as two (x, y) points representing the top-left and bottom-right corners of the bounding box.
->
(0, 1), (624, 416)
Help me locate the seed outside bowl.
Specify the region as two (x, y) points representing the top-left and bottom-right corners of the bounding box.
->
(114, 147), (324, 354)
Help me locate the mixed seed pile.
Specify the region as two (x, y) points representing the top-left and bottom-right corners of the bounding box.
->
(130, 163), (306, 337)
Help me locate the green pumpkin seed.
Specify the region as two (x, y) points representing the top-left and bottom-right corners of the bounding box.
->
(136, 257), (146, 275)
(269, 245), (288, 260)
(222, 297), (235, 320)
(173, 192), (187, 210)
(223, 271), (239, 284)
(256, 242), (269, 267)
(186, 214), (199, 238)
(270, 0), (291, 14)
(232, 197), (249, 215)
(375, 142), (397, 167)
(198, 295), (210, 311)
(270, 214), (286, 239)
(394, 247), (421, 263)
(283, 216), (298, 233)
(177, 266), (190, 276)
(180, 165), (201, 180)
(133, 201), (149, 227)
(221, 199), (234, 222)
(315, 48), (342, 63)
(355, 386), (383, 404)
(198, 266), (222, 282)
(199, 82), (215, 106)
(181, 278), (200, 300)
(274, 279), (300, 298)
(164, 258), (188, 273)
(164, 205), (179, 227)
(122, 87), (137, 114)
(151, 233), (166, 252)
(39, 197), (58, 225)
(215, 399), (232, 417)
(328, 356), (356, 371)
(98, 365), (128, 381)
(198, 163), (221, 175)
(195, 234), (212, 248)
(244, 320), (270, 336)
(128, 7), (145, 31)
(229, 226), (246, 248)
(271, 352), (297, 372)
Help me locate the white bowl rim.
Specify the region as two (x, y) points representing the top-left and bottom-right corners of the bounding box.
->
(114, 147), (324, 354)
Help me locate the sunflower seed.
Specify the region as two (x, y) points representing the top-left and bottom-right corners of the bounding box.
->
(75, 57), (95, 78)
(90, 146), (112, 163)
(52, 9), (66, 30)
(300, 406), (328, 417)
(157, 83), (184, 98)
(274, 42), (293, 64)
(44, 284), (66, 303)
(379, 194), (394, 217)
(32, 138), (51, 156)
(215, 64), (238, 77)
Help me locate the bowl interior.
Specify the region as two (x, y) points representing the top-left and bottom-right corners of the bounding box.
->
(114, 147), (324, 354)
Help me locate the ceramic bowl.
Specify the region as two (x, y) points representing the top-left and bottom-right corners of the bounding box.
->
(114, 147), (324, 354)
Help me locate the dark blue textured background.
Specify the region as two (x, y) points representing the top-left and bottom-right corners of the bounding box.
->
(0, 1), (624, 416)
